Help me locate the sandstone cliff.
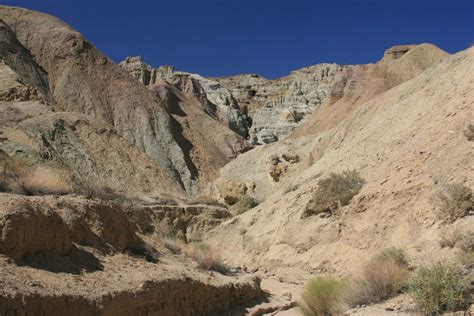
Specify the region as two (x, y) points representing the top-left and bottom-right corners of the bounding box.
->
(216, 63), (344, 144)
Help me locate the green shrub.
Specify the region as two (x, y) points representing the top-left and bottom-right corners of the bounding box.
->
(408, 263), (469, 314)
(298, 277), (345, 316)
(376, 247), (409, 268)
(434, 183), (473, 222)
(303, 170), (365, 217)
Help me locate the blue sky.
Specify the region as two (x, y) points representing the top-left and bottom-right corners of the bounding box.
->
(3, 0), (474, 78)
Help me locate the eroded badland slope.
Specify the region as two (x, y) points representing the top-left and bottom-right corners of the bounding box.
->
(207, 45), (473, 278)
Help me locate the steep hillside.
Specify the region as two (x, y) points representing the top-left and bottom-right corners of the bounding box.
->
(214, 44), (450, 201)
(120, 57), (250, 138)
(0, 10), (185, 197)
(206, 46), (473, 279)
(0, 5), (195, 192)
(120, 57), (252, 186)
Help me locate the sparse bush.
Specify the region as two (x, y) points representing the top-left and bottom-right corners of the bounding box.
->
(2, 156), (72, 196)
(183, 241), (229, 274)
(458, 251), (474, 268)
(434, 183), (474, 222)
(347, 250), (409, 306)
(19, 167), (71, 195)
(298, 276), (346, 316)
(409, 263), (469, 314)
(303, 170), (365, 217)
(440, 230), (474, 252)
(163, 238), (184, 255)
(232, 195), (259, 214)
(376, 247), (410, 268)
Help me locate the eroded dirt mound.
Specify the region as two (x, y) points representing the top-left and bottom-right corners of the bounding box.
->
(0, 193), (265, 315)
(130, 203), (232, 242)
(0, 194), (72, 261)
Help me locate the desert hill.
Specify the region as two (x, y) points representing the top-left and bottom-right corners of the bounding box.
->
(207, 45), (473, 278)
(0, 5), (252, 193)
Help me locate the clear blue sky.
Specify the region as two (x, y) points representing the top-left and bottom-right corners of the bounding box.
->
(3, 0), (474, 78)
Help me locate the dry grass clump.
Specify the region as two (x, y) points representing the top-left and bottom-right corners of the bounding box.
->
(303, 170), (365, 218)
(19, 166), (71, 195)
(1, 156), (71, 195)
(298, 276), (346, 316)
(163, 238), (184, 255)
(440, 230), (474, 252)
(232, 195), (259, 214)
(376, 247), (410, 268)
(75, 181), (123, 202)
(183, 242), (229, 273)
(346, 248), (410, 306)
(163, 239), (229, 274)
(434, 183), (474, 222)
(408, 263), (469, 314)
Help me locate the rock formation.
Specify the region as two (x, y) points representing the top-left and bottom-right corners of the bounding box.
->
(216, 64), (345, 144)
(120, 56), (250, 138)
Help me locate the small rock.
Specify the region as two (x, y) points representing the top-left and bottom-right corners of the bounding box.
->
(282, 291), (292, 301)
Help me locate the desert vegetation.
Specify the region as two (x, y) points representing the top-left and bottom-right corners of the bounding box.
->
(298, 247), (473, 315)
(298, 277), (346, 316)
(434, 183), (474, 222)
(440, 230), (474, 252)
(346, 248), (410, 306)
(163, 239), (229, 274)
(408, 263), (469, 314)
(303, 170), (365, 217)
(0, 155), (71, 195)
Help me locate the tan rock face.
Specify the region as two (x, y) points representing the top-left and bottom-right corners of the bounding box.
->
(0, 194), (73, 261)
(120, 57), (345, 145)
(216, 64), (345, 144)
(130, 204), (232, 242)
(382, 44), (417, 61)
(0, 20), (55, 105)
